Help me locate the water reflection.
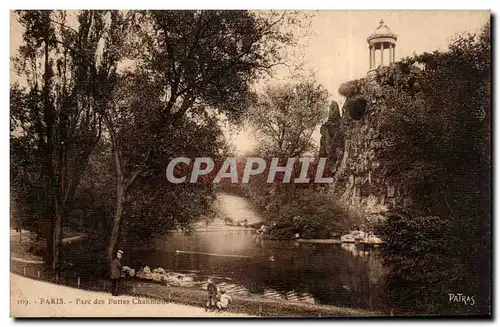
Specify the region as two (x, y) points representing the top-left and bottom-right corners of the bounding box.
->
(128, 229), (386, 310)
(217, 194), (263, 224)
(125, 193), (386, 310)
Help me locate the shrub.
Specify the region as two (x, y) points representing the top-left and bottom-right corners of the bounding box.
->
(268, 226), (297, 240)
(339, 80), (362, 98)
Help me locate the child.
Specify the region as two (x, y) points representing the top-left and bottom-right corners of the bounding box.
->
(217, 289), (233, 310)
(216, 289), (233, 311)
(205, 278), (217, 311)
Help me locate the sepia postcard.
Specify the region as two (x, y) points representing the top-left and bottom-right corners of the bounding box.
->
(10, 9), (491, 318)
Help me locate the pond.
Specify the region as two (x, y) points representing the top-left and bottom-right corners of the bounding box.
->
(125, 193), (387, 311)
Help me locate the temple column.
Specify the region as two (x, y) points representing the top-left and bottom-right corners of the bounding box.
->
(381, 43), (384, 67)
(372, 47), (376, 69)
(392, 44), (396, 62)
(372, 47), (375, 68)
(369, 46), (372, 70)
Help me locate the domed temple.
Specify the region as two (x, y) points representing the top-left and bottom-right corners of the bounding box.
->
(319, 20), (405, 222)
(367, 20), (397, 71)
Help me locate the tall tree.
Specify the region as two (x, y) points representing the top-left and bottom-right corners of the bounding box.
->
(247, 77), (329, 157)
(12, 10), (127, 270)
(104, 10), (304, 258)
(236, 76), (330, 234)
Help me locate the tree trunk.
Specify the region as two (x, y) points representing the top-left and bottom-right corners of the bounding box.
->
(44, 211), (54, 265)
(104, 116), (144, 261)
(107, 121), (125, 261)
(108, 183), (124, 261)
(52, 201), (62, 271)
(42, 23), (58, 270)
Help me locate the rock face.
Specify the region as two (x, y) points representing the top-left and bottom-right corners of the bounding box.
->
(320, 71), (406, 222)
(319, 101), (344, 168)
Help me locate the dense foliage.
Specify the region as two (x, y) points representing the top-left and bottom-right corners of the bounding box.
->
(374, 23), (491, 315)
(11, 10), (126, 268)
(10, 10), (301, 269)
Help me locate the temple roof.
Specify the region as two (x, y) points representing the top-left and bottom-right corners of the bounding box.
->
(367, 20), (397, 43)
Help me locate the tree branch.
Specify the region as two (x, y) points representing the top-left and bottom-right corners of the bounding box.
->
(124, 148), (152, 192)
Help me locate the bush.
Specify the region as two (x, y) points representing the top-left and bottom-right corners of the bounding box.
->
(260, 188), (347, 240)
(268, 226), (296, 240)
(28, 241), (47, 257)
(376, 213), (477, 315)
(293, 215), (335, 239)
(339, 80), (362, 98)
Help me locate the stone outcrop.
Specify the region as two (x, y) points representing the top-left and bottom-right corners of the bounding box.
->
(320, 69), (407, 223)
(319, 101), (344, 170)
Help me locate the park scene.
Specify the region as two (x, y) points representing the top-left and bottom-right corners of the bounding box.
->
(10, 10), (491, 317)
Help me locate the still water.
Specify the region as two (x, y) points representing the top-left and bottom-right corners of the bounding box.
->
(128, 194), (387, 311)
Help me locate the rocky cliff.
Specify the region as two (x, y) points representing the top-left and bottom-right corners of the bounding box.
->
(320, 68), (408, 223)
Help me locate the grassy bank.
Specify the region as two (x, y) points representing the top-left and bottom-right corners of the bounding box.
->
(129, 280), (382, 317)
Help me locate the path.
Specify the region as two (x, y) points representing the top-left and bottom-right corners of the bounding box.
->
(10, 274), (250, 318)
